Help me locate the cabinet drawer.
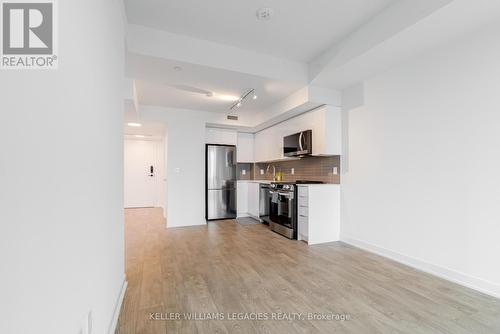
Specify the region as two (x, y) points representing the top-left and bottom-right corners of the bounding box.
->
(298, 186), (308, 197)
(298, 196), (308, 207)
(298, 206), (309, 217)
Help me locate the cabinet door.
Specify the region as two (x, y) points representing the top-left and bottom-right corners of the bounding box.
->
(248, 183), (260, 218)
(206, 128), (237, 145)
(237, 133), (254, 162)
(255, 127), (283, 161)
(237, 182), (248, 216)
(254, 131), (270, 162)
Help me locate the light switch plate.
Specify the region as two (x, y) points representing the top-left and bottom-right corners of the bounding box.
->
(242, 169), (246, 175)
(333, 167), (338, 175)
(260, 169), (264, 175)
(291, 168), (295, 175)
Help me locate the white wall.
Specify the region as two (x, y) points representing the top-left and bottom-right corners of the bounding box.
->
(140, 106), (229, 227)
(0, 1), (126, 333)
(341, 21), (500, 297)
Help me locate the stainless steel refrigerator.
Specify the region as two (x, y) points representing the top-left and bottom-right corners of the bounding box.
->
(206, 144), (237, 220)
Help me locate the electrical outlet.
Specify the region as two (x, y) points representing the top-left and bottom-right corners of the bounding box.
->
(174, 167), (181, 173)
(242, 169), (246, 175)
(333, 167), (338, 175)
(260, 169), (264, 175)
(291, 168), (295, 175)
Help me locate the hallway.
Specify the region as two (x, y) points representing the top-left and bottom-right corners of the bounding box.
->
(116, 208), (500, 333)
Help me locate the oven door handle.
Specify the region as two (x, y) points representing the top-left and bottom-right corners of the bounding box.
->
(278, 192), (294, 198)
(270, 190), (293, 199)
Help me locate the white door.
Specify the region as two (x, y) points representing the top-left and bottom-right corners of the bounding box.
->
(124, 139), (163, 208)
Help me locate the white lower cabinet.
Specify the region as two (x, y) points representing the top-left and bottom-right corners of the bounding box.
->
(247, 182), (260, 219)
(237, 181), (248, 217)
(297, 185), (340, 245)
(237, 181), (265, 220)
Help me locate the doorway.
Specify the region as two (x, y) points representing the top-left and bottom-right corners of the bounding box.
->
(124, 138), (164, 208)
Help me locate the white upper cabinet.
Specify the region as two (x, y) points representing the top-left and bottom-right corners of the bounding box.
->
(254, 128), (283, 162)
(254, 105), (342, 162)
(205, 127), (237, 145)
(237, 133), (255, 162)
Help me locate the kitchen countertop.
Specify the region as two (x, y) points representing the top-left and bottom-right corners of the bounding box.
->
(237, 180), (339, 185)
(237, 180), (272, 184)
(296, 183), (340, 186)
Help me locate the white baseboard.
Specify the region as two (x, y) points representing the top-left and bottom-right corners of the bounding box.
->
(167, 221), (207, 228)
(108, 276), (128, 334)
(340, 235), (500, 300)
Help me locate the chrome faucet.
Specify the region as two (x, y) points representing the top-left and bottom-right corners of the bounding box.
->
(266, 164), (276, 181)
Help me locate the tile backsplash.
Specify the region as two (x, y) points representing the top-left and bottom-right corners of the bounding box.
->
(237, 163), (254, 180)
(237, 156), (340, 184)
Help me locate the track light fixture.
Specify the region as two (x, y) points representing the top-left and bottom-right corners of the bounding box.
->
(230, 89), (257, 111)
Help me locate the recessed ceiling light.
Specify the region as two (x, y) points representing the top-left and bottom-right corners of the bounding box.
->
(173, 66), (182, 71)
(256, 7), (274, 21)
(127, 122), (142, 127)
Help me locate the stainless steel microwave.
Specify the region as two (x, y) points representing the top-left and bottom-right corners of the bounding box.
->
(283, 130), (312, 157)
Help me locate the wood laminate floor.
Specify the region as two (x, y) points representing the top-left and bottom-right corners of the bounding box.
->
(116, 208), (500, 334)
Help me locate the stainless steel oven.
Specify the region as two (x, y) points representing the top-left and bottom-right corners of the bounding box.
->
(269, 182), (297, 239)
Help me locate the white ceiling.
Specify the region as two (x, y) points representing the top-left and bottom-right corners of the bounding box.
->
(124, 0), (396, 62)
(123, 0), (493, 128)
(127, 52), (303, 114)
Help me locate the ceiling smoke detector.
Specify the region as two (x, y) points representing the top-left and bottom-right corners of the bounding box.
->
(256, 7), (274, 21)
